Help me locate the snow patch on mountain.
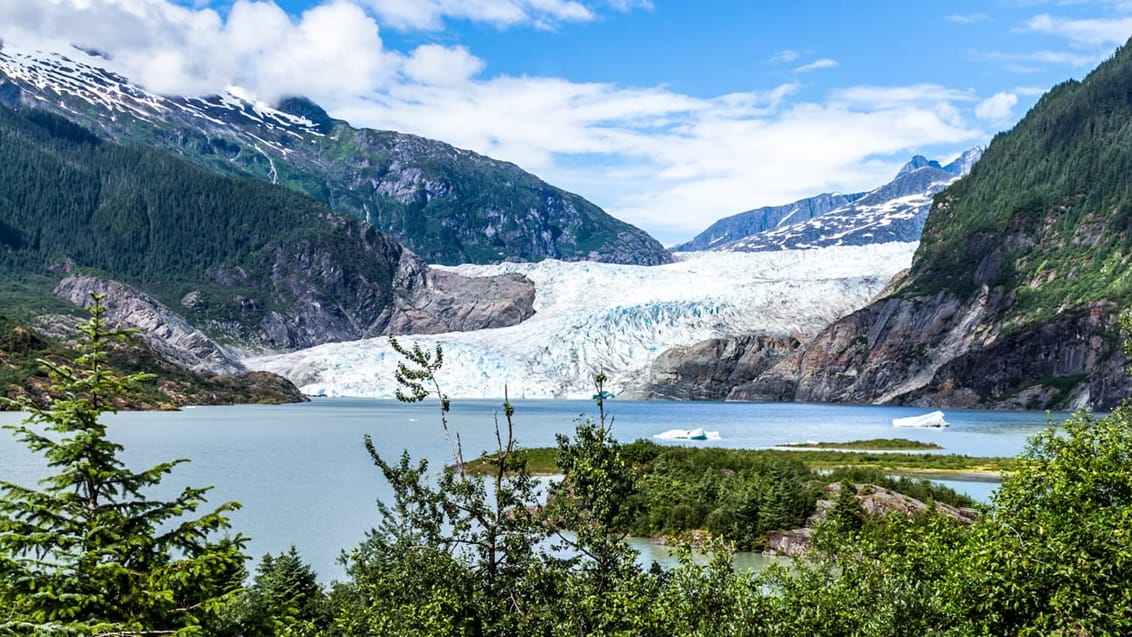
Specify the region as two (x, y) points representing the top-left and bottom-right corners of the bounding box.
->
(245, 243), (918, 399)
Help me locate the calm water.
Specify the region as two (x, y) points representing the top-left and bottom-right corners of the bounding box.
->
(0, 399), (1069, 581)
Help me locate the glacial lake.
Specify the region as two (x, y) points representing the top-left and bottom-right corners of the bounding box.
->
(0, 399), (1071, 581)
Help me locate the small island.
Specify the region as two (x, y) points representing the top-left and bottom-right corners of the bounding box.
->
(777, 438), (944, 451)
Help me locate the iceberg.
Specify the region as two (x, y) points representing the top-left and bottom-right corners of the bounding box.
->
(892, 410), (948, 428)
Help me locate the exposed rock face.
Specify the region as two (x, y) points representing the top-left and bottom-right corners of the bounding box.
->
(819, 483), (978, 525)
(635, 334), (804, 400)
(54, 276), (247, 376)
(56, 230), (536, 356)
(230, 226), (536, 350)
(388, 267), (536, 334)
(730, 291), (1130, 411)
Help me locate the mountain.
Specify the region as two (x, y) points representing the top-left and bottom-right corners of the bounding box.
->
(0, 103), (535, 352)
(650, 42), (1132, 410)
(671, 192), (868, 251)
(0, 44), (671, 267)
(674, 148), (982, 252)
(245, 244), (915, 399)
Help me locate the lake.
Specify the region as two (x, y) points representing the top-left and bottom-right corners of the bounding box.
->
(0, 398), (1069, 581)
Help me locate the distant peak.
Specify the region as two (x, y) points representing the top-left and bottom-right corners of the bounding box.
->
(275, 96), (334, 134)
(896, 155), (943, 178)
(943, 146), (984, 176)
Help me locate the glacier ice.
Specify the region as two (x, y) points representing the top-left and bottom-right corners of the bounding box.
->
(245, 243), (917, 399)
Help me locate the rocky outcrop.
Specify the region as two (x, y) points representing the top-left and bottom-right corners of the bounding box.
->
(54, 231), (536, 357)
(730, 291), (1129, 411)
(765, 482), (978, 557)
(54, 276), (247, 376)
(634, 334), (804, 400)
(388, 266), (536, 334)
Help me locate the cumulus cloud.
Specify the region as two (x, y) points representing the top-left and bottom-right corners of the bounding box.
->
(793, 58), (838, 73)
(333, 74), (981, 241)
(0, 0), (399, 100)
(404, 44), (485, 85)
(1025, 13), (1132, 46)
(975, 91), (1019, 124)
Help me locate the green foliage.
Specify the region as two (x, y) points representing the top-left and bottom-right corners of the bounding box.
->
(224, 547), (331, 637)
(827, 481), (866, 534)
(0, 294), (248, 634)
(944, 404), (1132, 634)
(779, 437), (943, 450)
(0, 315), (302, 411)
(0, 104), (404, 342)
(908, 42), (1132, 323)
(334, 340), (550, 636)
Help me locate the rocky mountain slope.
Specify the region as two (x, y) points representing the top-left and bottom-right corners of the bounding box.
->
(0, 315), (305, 410)
(0, 44), (671, 266)
(650, 42), (1132, 410)
(675, 148), (981, 252)
(672, 192), (868, 251)
(0, 103), (535, 353)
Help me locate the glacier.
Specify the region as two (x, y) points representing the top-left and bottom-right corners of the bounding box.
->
(245, 243), (917, 399)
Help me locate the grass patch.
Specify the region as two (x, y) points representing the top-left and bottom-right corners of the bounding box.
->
(464, 443), (1013, 477)
(777, 438), (943, 451)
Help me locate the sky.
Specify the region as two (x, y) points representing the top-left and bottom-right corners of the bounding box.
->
(2, 1), (1131, 244)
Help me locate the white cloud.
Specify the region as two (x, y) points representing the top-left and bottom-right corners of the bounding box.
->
(1025, 12), (1132, 45)
(404, 44), (485, 85)
(975, 91), (1019, 123)
(0, 0), (400, 100)
(831, 84), (978, 108)
(793, 58), (838, 73)
(359, 0), (595, 31)
(981, 48), (1107, 69)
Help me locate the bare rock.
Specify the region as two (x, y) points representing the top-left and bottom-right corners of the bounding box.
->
(634, 334), (804, 400)
(54, 276), (247, 376)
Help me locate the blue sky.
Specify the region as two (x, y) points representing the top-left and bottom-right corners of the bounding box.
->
(4, 1), (1132, 244)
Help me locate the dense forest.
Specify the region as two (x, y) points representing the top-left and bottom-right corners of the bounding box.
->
(910, 44), (1132, 320)
(0, 104), (412, 341)
(2, 307), (1130, 635)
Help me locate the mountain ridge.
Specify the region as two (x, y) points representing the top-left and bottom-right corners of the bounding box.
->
(0, 43), (671, 266)
(674, 147), (981, 253)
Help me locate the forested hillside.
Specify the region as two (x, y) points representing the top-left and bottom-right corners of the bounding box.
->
(0, 104), (535, 350)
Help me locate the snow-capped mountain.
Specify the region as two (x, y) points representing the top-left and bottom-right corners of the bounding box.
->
(245, 243), (917, 399)
(678, 148), (982, 253)
(671, 192), (869, 252)
(0, 43), (671, 266)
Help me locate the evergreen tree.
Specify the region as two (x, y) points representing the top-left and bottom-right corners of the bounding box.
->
(0, 293), (248, 634)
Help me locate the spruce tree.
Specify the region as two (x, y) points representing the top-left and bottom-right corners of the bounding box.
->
(0, 293), (247, 634)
